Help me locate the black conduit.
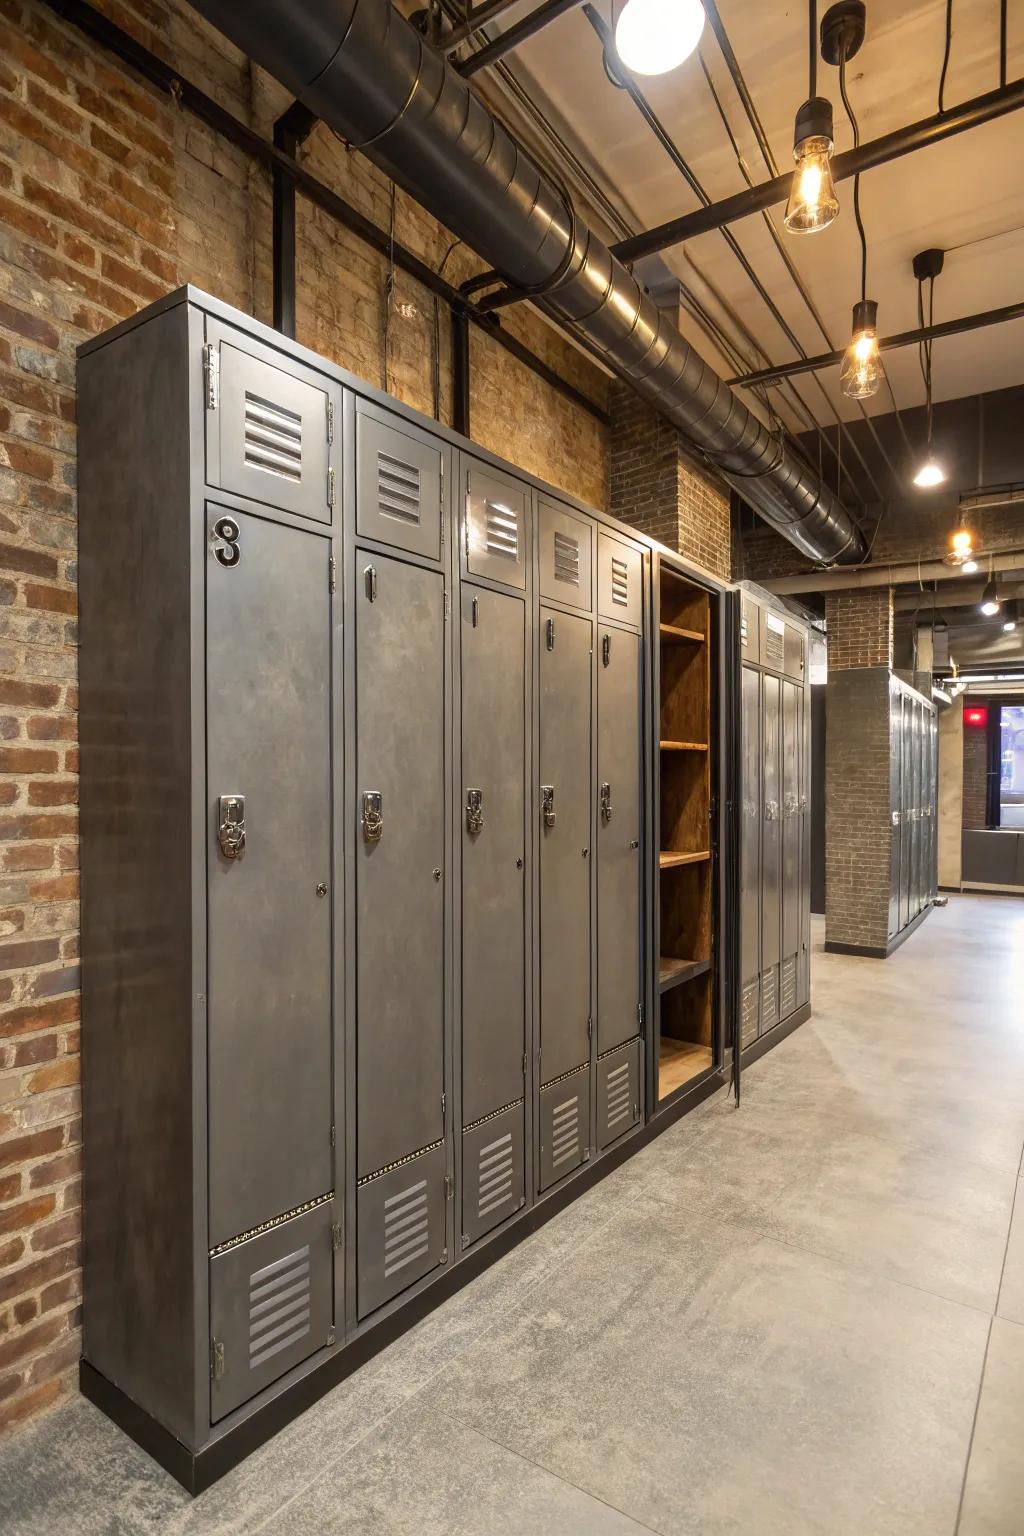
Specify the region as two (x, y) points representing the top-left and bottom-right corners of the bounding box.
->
(188, 0), (866, 564)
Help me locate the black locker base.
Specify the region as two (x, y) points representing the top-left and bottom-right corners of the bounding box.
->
(825, 901), (933, 959)
(81, 1065), (728, 1495)
(740, 1000), (811, 1069)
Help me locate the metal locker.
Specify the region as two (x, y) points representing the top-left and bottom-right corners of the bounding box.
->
(798, 683), (812, 1008)
(538, 606), (592, 1087)
(740, 593), (761, 666)
(596, 532), (642, 630)
(205, 322), (335, 525)
(783, 625), (806, 681)
(207, 508), (333, 1248)
(740, 663), (761, 1047)
(459, 584), (527, 1237)
(596, 625), (642, 1057)
(355, 553), (446, 1180)
(761, 609), (786, 672)
(888, 687), (903, 939)
(760, 672), (782, 1032)
(210, 1199), (333, 1421)
(538, 1066), (588, 1190)
(464, 460), (528, 590)
(899, 704), (912, 931)
(355, 403), (443, 560)
(538, 497), (592, 610)
(462, 1103), (525, 1247)
(911, 702), (923, 918)
(780, 679), (801, 1018)
(596, 1038), (640, 1150)
(356, 1142), (447, 1319)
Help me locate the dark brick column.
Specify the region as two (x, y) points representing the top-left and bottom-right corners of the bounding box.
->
(824, 587), (895, 952)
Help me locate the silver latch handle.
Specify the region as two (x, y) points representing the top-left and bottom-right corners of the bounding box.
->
(601, 781), (613, 822)
(362, 790), (383, 842)
(466, 788), (484, 835)
(541, 785), (556, 829)
(217, 794), (245, 859)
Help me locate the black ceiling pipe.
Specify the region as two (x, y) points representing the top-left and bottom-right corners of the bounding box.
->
(187, 0), (866, 564)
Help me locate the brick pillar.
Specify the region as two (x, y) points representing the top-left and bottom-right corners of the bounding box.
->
(824, 587), (895, 953)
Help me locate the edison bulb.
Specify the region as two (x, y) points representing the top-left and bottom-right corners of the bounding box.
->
(784, 137), (839, 233)
(914, 457), (946, 488)
(841, 300), (881, 401)
(614, 0), (705, 75)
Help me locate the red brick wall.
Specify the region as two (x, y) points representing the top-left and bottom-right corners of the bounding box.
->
(0, 0), (610, 1432)
(825, 667), (894, 951)
(962, 713), (989, 829)
(825, 587), (894, 671)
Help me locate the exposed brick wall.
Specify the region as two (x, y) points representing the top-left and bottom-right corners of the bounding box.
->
(962, 713), (989, 829)
(608, 380), (731, 581)
(0, 0), (611, 1432)
(825, 667), (893, 951)
(825, 587), (894, 671)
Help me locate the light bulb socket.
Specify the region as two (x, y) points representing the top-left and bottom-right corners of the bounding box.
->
(851, 298), (878, 335)
(820, 0), (866, 65)
(793, 96), (834, 150)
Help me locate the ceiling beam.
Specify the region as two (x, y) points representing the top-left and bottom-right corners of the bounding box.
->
(610, 76), (1024, 265)
(457, 0), (585, 76)
(727, 301), (1024, 389)
(763, 549), (1024, 595)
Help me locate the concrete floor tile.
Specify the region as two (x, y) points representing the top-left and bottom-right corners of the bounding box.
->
(995, 1181), (1024, 1327)
(958, 1318), (1024, 1536)
(256, 1400), (653, 1536)
(427, 1207), (987, 1536)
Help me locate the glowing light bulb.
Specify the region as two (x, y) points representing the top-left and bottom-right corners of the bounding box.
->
(980, 578), (1001, 617)
(962, 558), (978, 574)
(783, 99), (839, 234)
(840, 300), (881, 400)
(614, 0), (705, 76)
(914, 457), (946, 488)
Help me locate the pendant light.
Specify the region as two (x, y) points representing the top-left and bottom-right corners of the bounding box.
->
(980, 562), (1001, 618)
(1003, 599), (1019, 633)
(912, 249), (946, 487)
(783, 97), (839, 233)
(613, 0), (705, 76)
(840, 299), (881, 400)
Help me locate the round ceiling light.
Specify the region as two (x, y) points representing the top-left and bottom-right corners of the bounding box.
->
(913, 457), (946, 488)
(614, 0), (705, 76)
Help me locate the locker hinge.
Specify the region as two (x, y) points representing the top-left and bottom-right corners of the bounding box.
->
(440, 456), (445, 515)
(329, 557), (337, 594)
(587, 1016), (593, 1042)
(443, 1174), (453, 1200)
(326, 397), (334, 445)
(203, 343), (219, 410)
(637, 1002), (643, 1029)
(444, 591), (450, 620)
(328, 467), (336, 507)
(330, 1123), (336, 1148)
(210, 1338), (224, 1381)
(522, 1052), (528, 1077)
(331, 1223), (343, 1252)
(441, 1091), (446, 1119)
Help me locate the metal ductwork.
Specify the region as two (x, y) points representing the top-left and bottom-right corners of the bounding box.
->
(188, 0), (866, 564)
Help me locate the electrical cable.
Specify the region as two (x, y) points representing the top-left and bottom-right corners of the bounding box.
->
(809, 0), (817, 100)
(382, 180), (397, 394)
(839, 53), (867, 303)
(432, 237), (463, 421)
(1001, 0), (1008, 88)
(939, 0), (954, 111)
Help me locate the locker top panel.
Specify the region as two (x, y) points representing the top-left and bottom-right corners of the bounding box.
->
(355, 398), (445, 562)
(740, 592), (762, 665)
(759, 607), (787, 674)
(597, 531), (643, 631)
(462, 457), (529, 591)
(538, 497), (593, 613)
(783, 623), (806, 683)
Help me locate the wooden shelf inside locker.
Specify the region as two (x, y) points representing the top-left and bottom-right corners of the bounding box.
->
(659, 849), (710, 869)
(659, 739), (708, 752)
(659, 622), (705, 645)
(658, 955), (712, 993)
(657, 1038), (713, 1097)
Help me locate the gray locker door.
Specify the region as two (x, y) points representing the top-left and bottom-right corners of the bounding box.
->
(739, 664), (761, 1047)
(356, 554), (445, 1178)
(740, 594), (762, 665)
(798, 684), (812, 1007)
(597, 626), (642, 1056)
(208, 326), (332, 524)
(538, 498), (592, 611)
(355, 406), (443, 561)
(597, 533), (642, 630)
(783, 625), (806, 681)
(780, 679), (801, 1016)
(888, 688), (903, 938)
(911, 703), (923, 918)
(207, 509), (332, 1248)
(460, 584), (527, 1127)
(465, 461), (528, 590)
(899, 703), (912, 931)
(539, 606), (592, 1084)
(760, 672), (782, 1029)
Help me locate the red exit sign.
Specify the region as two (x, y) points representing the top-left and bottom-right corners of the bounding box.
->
(965, 705), (988, 727)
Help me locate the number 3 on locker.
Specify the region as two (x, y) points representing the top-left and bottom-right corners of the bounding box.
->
(211, 515), (241, 567)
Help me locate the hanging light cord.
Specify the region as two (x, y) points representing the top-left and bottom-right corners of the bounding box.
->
(939, 0), (954, 111)
(838, 54), (867, 303)
(917, 275), (936, 449)
(808, 0), (817, 98)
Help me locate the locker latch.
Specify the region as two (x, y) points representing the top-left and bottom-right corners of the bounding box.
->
(217, 794), (245, 860)
(466, 788), (484, 835)
(364, 564), (378, 603)
(362, 791), (383, 843)
(602, 634), (611, 667)
(600, 781), (613, 823)
(541, 785), (556, 829)
(210, 1338), (225, 1381)
(546, 618), (555, 650)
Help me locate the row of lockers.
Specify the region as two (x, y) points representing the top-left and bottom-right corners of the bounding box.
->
(888, 678), (938, 938)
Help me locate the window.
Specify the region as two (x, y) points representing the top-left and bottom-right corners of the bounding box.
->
(998, 704), (1024, 829)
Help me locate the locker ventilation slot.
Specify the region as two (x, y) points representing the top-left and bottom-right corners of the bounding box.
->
(551, 1093), (581, 1170)
(553, 531), (580, 588)
(243, 393), (303, 483)
(780, 957), (797, 1016)
(248, 1244), (311, 1370)
(484, 501), (519, 561)
(383, 1177), (430, 1279)
(611, 557), (629, 607)
(741, 982), (759, 1047)
(604, 1061), (631, 1135)
(376, 450), (422, 526)
(760, 968), (777, 1028)
(476, 1130), (515, 1220)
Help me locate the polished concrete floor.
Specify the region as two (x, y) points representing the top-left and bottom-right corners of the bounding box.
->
(2, 892), (1023, 1534)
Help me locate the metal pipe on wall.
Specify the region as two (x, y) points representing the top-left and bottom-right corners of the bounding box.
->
(186, 0), (867, 564)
